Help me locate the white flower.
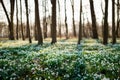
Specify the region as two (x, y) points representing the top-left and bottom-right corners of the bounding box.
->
(64, 74), (69, 78)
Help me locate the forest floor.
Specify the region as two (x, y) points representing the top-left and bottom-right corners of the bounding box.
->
(0, 38), (120, 80)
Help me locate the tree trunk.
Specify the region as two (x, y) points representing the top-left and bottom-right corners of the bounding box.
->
(89, 0), (98, 39)
(42, 1), (48, 39)
(64, 0), (69, 39)
(34, 20), (38, 40)
(70, 0), (76, 37)
(103, 0), (109, 45)
(112, 0), (116, 44)
(101, 1), (105, 38)
(9, 0), (15, 40)
(78, 0), (82, 44)
(34, 0), (43, 45)
(34, 1), (38, 41)
(51, 0), (57, 44)
(20, 0), (25, 40)
(83, 13), (86, 37)
(0, 0), (15, 40)
(43, 17), (47, 39)
(116, 0), (120, 37)
(16, 0), (19, 40)
(58, 0), (62, 38)
(25, 0), (32, 43)
(25, 0), (29, 38)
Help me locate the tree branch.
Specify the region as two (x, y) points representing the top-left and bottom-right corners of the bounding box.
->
(0, 0), (10, 24)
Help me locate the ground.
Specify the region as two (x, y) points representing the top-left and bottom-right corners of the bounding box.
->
(0, 38), (120, 80)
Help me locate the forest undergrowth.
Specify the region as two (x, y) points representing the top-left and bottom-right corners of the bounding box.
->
(0, 38), (120, 80)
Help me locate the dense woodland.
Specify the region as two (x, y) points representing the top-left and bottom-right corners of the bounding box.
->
(0, 0), (119, 44)
(0, 0), (120, 79)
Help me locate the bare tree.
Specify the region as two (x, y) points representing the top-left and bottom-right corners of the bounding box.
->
(89, 0), (98, 39)
(82, 13), (86, 37)
(10, 0), (15, 40)
(42, 0), (48, 39)
(112, 0), (116, 44)
(78, 0), (82, 44)
(0, 0), (15, 40)
(101, 1), (105, 38)
(34, 16), (38, 40)
(20, 0), (25, 40)
(51, 0), (57, 44)
(64, 0), (69, 39)
(103, 0), (109, 44)
(116, 0), (120, 37)
(58, 0), (62, 38)
(25, 0), (32, 43)
(34, 0), (38, 41)
(16, 0), (19, 40)
(70, 0), (76, 37)
(34, 0), (43, 45)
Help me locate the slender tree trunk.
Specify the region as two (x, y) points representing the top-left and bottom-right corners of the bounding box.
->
(9, 0), (15, 40)
(102, 17), (104, 38)
(116, 0), (120, 37)
(101, 1), (105, 38)
(20, 0), (25, 40)
(83, 13), (86, 37)
(70, 0), (76, 37)
(64, 0), (69, 39)
(51, 0), (57, 44)
(34, 0), (43, 45)
(89, 0), (98, 39)
(42, 0), (48, 39)
(112, 0), (116, 44)
(78, 0), (82, 44)
(16, 0), (19, 40)
(25, 0), (32, 43)
(43, 17), (47, 39)
(103, 0), (109, 45)
(86, 17), (91, 37)
(58, 0), (62, 38)
(25, 0), (29, 38)
(34, 1), (38, 41)
(34, 19), (38, 41)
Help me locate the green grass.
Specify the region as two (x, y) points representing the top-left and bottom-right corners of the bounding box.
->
(0, 38), (120, 80)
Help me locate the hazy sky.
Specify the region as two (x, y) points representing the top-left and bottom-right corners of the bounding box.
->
(0, 0), (116, 25)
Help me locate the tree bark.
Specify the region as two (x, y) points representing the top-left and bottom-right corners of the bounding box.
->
(58, 0), (62, 38)
(20, 0), (25, 40)
(101, 1), (105, 38)
(34, 14), (38, 41)
(78, 0), (82, 44)
(83, 13), (86, 37)
(34, 1), (38, 41)
(64, 0), (69, 39)
(34, 23), (38, 40)
(42, 0), (48, 39)
(10, 0), (15, 40)
(16, 0), (19, 40)
(70, 0), (76, 37)
(25, 0), (32, 43)
(89, 0), (98, 39)
(51, 0), (57, 44)
(34, 0), (43, 45)
(103, 0), (109, 45)
(112, 0), (116, 44)
(116, 0), (120, 37)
